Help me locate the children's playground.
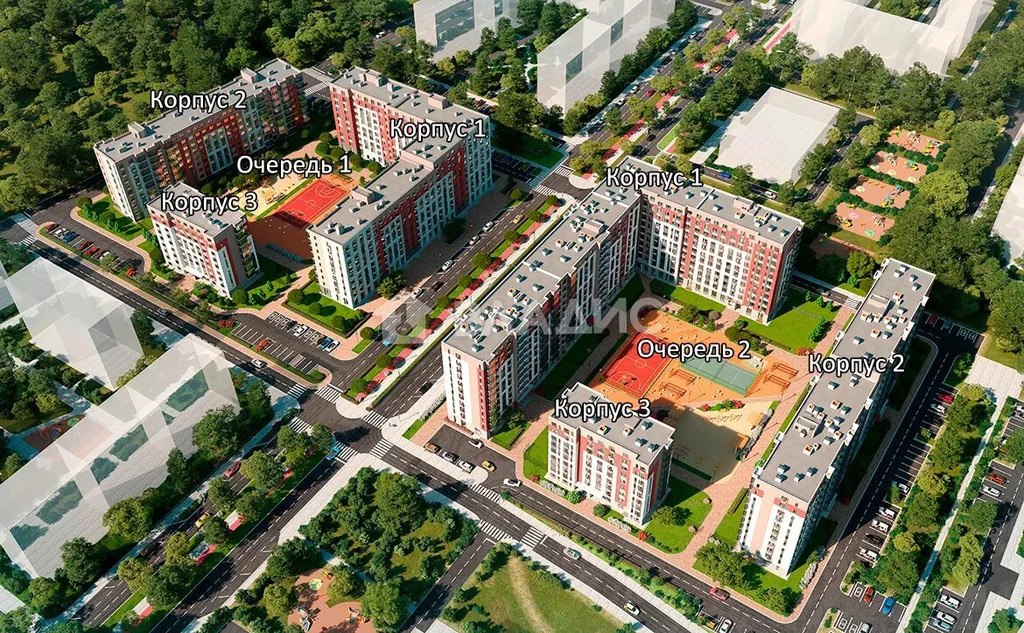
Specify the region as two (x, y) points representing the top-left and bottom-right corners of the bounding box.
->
(590, 310), (796, 480)
(832, 202), (894, 241)
(869, 151), (926, 184)
(288, 568), (373, 633)
(850, 175), (910, 209)
(888, 127), (943, 157)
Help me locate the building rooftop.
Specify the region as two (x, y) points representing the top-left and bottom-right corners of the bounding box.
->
(716, 88), (839, 184)
(759, 258), (935, 503)
(147, 182), (245, 235)
(993, 159), (1024, 261)
(553, 383), (675, 465)
(444, 157), (802, 361)
(95, 59), (302, 161)
(330, 67), (488, 128)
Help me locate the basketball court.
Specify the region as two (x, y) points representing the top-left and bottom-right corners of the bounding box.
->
(247, 176), (353, 261)
(602, 333), (672, 398)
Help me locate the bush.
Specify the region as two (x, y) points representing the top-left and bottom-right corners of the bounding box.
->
(594, 504), (610, 518)
(231, 288), (248, 305)
(361, 327), (377, 340)
(287, 289), (302, 304)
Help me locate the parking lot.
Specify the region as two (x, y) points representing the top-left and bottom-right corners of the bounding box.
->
(43, 224), (139, 276)
(492, 151), (543, 182)
(925, 313), (980, 343)
(231, 310), (338, 375)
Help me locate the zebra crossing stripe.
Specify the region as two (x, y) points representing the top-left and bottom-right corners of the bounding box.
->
(479, 521), (510, 542)
(315, 383), (343, 403)
(370, 439), (393, 459)
(521, 527), (545, 549)
(364, 412), (388, 428)
(287, 384), (309, 399)
(289, 417), (313, 435)
(333, 443), (357, 463)
(471, 484), (501, 503)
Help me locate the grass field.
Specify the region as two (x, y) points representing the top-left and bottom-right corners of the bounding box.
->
(447, 551), (620, 633)
(645, 478), (712, 553)
(944, 353), (973, 389)
(284, 281), (367, 337)
(743, 293), (839, 353)
(77, 198), (144, 241)
(649, 278), (725, 312)
(493, 133), (565, 169)
(403, 418), (428, 440)
(535, 330), (609, 398)
(492, 423), (529, 449)
(523, 428), (549, 480)
(713, 490), (748, 547)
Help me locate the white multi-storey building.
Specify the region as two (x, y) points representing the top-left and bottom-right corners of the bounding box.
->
(415, 0), (520, 59)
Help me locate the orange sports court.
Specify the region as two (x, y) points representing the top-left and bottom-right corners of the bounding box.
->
(248, 175), (353, 260)
(590, 310), (797, 480)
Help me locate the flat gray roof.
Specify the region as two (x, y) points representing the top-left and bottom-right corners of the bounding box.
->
(331, 67), (488, 127)
(759, 258), (935, 503)
(95, 59), (302, 161)
(553, 383), (674, 465)
(444, 157), (801, 361)
(147, 182), (243, 236)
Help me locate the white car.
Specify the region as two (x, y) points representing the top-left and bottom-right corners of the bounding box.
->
(720, 620), (733, 633)
(469, 438), (483, 449)
(482, 221), (495, 232)
(325, 341), (340, 352)
(469, 235), (481, 245)
(878, 506), (897, 519)
(982, 485), (1002, 498)
(624, 602), (640, 617)
(503, 478), (521, 487)
(563, 547), (581, 560)
(871, 519), (890, 533)
(441, 260), (454, 272)
(939, 594), (962, 610)
(458, 459), (475, 473)
(932, 610), (957, 625)
(859, 548), (878, 562)
(251, 359), (266, 369)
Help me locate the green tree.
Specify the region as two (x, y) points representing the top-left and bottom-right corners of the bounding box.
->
(875, 548), (919, 598)
(166, 448), (192, 495)
(695, 543), (745, 587)
(846, 251), (876, 280)
(192, 405), (239, 460)
(203, 516), (229, 545)
(29, 577), (63, 615)
(362, 581), (409, 633)
(731, 165), (754, 198)
(208, 476), (236, 513)
(311, 424), (334, 452)
(962, 501), (998, 535)
(241, 451), (285, 491)
(916, 170), (969, 218)
(373, 472), (426, 533)
(904, 491), (940, 532)
(62, 537), (101, 586)
(118, 557), (153, 593)
(145, 564), (190, 609)
(103, 497), (153, 542)
(164, 531), (191, 568)
(263, 583), (295, 618)
(758, 586), (790, 613)
(327, 566), (364, 602)
(892, 531), (918, 553)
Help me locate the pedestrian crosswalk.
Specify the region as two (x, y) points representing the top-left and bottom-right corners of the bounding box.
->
(332, 441), (356, 463)
(289, 417), (313, 435)
(554, 165), (574, 179)
(364, 411), (388, 428)
(521, 527), (546, 549)
(287, 384), (309, 399)
(471, 484), (502, 503)
(13, 214), (38, 235)
(479, 520), (511, 542)
(315, 383), (343, 403)
(17, 236), (34, 246)
(534, 184), (559, 198)
(369, 438), (393, 459)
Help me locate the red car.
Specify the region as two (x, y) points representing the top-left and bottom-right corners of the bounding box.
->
(863, 586), (875, 604)
(926, 314), (937, 326)
(988, 471), (1007, 485)
(938, 393), (954, 404)
(224, 462), (241, 478)
(710, 587), (730, 601)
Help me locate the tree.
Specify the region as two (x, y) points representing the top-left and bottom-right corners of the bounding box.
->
(904, 491), (940, 532)
(942, 120), (1003, 187)
(266, 539), (321, 580)
(208, 476), (236, 513)
(990, 283), (1024, 353)
(891, 63), (944, 128)
(242, 451), (285, 491)
(234, 490), (266, 521)
(29, 577), (63, 615)
(164, 531), (191, 568)
(62, 537), (101, 586)
(103, 497), (153, 542)
(312, 424), (334, 452)
(846, 251), (876, 280)
(917, 467), (948, 498)
(118, 557), (154, 593)
(605, 107), (625, 135)
(952, 535), (983, 587)
(362, 581), (409, 632)
(916, 170), (969, 218)
(892, 531), (919, 553)
(769, 33), (810, 83)
(694, 543), (745, 587)
(373, 472), (425, 533)
(962, 500), (998, 535)
(203, 516), (229, 545)
(166, 448), (192, 495)
(263, 583), (295, 618)
(230, 288), (248, 305)
(730, 165), (754, 198)
(327, 566), (364, 602)
(168, 21), (221, 91)
(145, 564), (190, 609)
(800, 144), (834, 182)
(192, 405), (239, 460)
(875, 549), (920, 598)
(758, 586), (790, 613)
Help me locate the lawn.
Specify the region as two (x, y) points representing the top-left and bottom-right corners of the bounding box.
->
(352, 338), (373, 353)
(492, 422), (529, 449)
(535, 330), (609, 398)
(644, 478), (712, 553)
(713, 490), (748, 547)
(831, 229), (881, 254)
(403, 418), (428, 440)
(284, 281), (368, 337)
(649, 278), (725, 313)
(615, 274), (645, 305)
(944, 353), (973, 389)
(980, 334), (1023, 372)
(236, 256), (297, 307)
(77, 197), (144, 241)
(523, 427), (549, 480)
(446, 549), (621, 633)
(887, 338), (931, 410)
(742, 293), (839, 353)
(493, 132), (565, 169)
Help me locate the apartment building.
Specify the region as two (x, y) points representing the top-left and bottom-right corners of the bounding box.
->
(94, 59), (307, 221)
(146, 183), (261, 298)
(739, 259), (935, 576)
(309, 69), (492, 308)
(414, 0), (520, 59)
(548, 383), (674, 525)
(441, 157), (802, 436)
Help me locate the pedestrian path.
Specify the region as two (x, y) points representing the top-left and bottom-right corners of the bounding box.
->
(471, 483), (502, 503)
(289, 417), (313, 435)
(364, 411), (388, 428)
(521, 527), (546, 549)
(315, 382), (343, 403)
(369, 438), (393, 459)
(479, 520), (512, 542)
(287, 384), (309, 399)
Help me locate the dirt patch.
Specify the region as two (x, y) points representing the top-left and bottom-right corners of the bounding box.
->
(508, 557), (555, 633)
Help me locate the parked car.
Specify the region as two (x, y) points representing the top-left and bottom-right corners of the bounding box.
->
(988, 471), (1007, 485)
(932, 610), (957, 625)
(939, 594), (962, 610)
(503, 478), (521, 487)
(865, 534), (885, 547)
(719, 620), (733, 633)
(563, 547), (581, 561)
(457, 460), (474, 473)
(981, 485), (1002, 498)
(469, 438), (483, 449)
(929, 619), (953, 632)
(859, 548), (878, 562)
(878, 506), (897, 519)
(863, 586), (875, 603)
(326, 341), (340, 352)
(926, 314), (937, 326)
(881, 596), (896, 615)
(425, 443), (439, 454)
(871, 519), (890, 533)
(938, 393), (954, 404)
(710, 588), (730, 601)
(440, 450), (457, 463)
(859, 624), (871, 633)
